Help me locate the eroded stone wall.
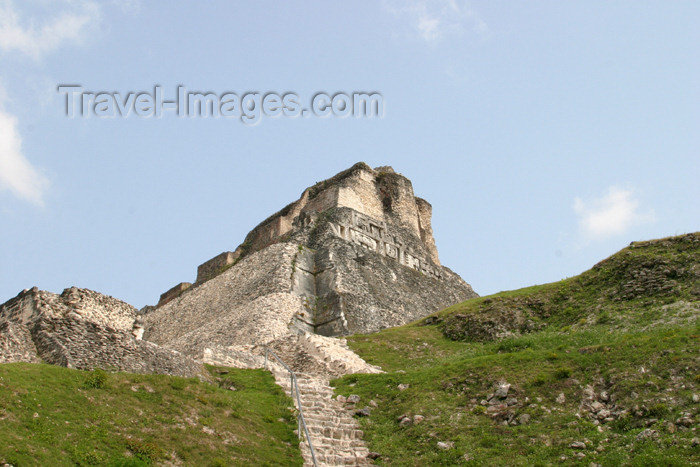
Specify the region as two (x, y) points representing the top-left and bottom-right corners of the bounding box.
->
(196, 251), (238, 283)
(0, 287), (201, 377)
(143, 243), (306, 356)
(326, 209), (443, 279)
(158, 282), (192, 306)
(299, 207), (476, 335)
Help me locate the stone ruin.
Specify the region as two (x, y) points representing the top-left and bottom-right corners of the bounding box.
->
(0, 286), (200, 376)
(142, 162), (477, 358)
(0, 162), (477, 375)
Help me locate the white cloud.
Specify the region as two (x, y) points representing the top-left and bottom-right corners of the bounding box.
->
(0, 0), (109, 206)
(0, 0), (100, 59)
(383, 0), (488, 44)
(574, 186), (655, 240)
(0, 104), (49, 206)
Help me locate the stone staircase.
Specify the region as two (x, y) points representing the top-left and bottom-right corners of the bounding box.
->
(274, 371), (372, 466)
(202, 331), (381, 466)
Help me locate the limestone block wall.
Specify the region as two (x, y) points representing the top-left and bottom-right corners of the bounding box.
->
(234, 175), (342, 260)
(323, 239), (474, 334)
(0, 315), (40, 364)
(415, 197), (439, 264)
(158, 282), (192, 306)
(299, 207), (476, 335)
(324, 208), (442, 279)
(143, 243), (306, 356)
(336, 167), (385, 222)
(196, 251), (238, 283)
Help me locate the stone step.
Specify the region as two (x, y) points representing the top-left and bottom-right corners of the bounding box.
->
(309, 446), (370, 458)
(307, 414), (355, 422)
(302, 412), (356, 420)
(301, 450), (372, 466)
(282, 384), (335, 394)
(300, 402), (336, 411)
(303, 438), (369, 450)
(303, 420), (359, 431)
(305, 455), (371, 467)
(300, 446), (371, 458)
(304, 420), (361, 431)
(303, 418), (359, 426)
(300, 391), (336, 397)
(316, 438), (366, 447)
(297, 407), (346, 417)
(306, 428), (364, 440)
(281, 388), (336, 399)
(299, 399), (335, 406)
(301, 437), (367, 447)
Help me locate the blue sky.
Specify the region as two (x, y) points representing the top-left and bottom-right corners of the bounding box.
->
(0, 1), (698, 308)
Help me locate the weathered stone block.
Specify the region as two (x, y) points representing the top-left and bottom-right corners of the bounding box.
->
(158, 282), (192, 307)
(196, 251), (238, 283)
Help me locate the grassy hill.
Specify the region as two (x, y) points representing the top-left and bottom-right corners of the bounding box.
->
(333, 233), (700, 466)
(0, 364), (302, 466)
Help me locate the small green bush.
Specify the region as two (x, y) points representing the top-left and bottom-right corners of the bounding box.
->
(648, 403), (668, 417)
(597, 311), (612, 324)
(126, 438), (163, 463)
(82, 369), (108, 389)
(611, 415), (633, 433)
(553, 367), (572, 380)
(70, 445), (105, 466)
(531, 374), (547, 386)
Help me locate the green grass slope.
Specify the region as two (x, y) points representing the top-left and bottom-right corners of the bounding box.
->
(0, 364), (302, 467)
(334, 233), (700, 466)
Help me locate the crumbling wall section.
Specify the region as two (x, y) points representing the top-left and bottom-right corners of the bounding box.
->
(158, 282), (192, 307)
(305, 208), (476, 334)
(0, 287), (201, 377)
